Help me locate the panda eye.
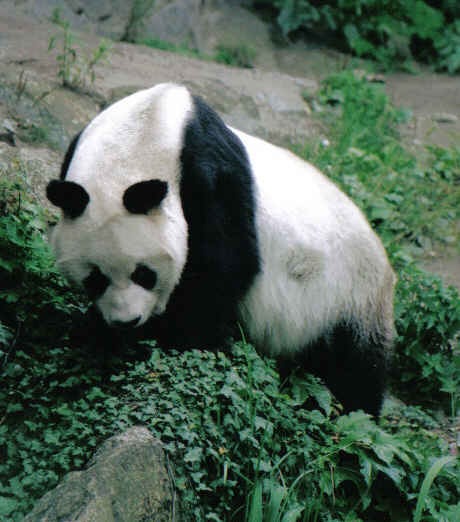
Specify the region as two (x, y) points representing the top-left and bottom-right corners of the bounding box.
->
(83, 266), (110, 299)
(131, 264), (157, 290)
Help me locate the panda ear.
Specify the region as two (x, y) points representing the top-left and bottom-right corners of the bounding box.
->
(46, 180), (90, 219)
(123, 180), (168, 214)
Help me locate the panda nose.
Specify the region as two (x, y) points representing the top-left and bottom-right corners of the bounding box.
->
(111, 316), (141, 329)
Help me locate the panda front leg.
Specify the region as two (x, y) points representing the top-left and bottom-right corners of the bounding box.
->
(278, 323), (389, 418)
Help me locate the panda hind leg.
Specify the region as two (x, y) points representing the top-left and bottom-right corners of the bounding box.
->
(278, 323), (389, 419)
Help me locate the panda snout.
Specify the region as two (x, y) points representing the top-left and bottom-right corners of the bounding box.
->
(110, 316), (142, 329)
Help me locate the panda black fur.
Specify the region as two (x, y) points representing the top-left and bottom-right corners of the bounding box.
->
(47, 83), (396, 417)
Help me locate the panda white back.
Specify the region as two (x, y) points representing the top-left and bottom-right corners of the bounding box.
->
(233, 129), (394, 356)
(47, 83), (395, 417)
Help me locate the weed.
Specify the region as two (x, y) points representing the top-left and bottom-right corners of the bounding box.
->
(15, 70), (27, 102)
(395, 265), (460, 415)
(122, 0), (155, 43)
(16, 122), (49, 145)
(48, 9), (110, 90)
(139, 38), (257, 69)
(214, 43), (256, 68)
(139, 38), (205, 60)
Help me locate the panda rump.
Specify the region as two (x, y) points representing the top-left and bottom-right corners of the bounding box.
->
(46, 83), (396, 417)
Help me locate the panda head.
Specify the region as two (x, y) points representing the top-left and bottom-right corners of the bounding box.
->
(46, 84), (191, 327)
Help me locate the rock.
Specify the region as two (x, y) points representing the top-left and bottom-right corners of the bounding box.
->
(194, 0), (278, 70)
(14, 0), (133, 39)
(120, 0), (280, 71)
(23, 427), (179, 522)
(0, 119), (16, 146)
(130, 0), (201, 48)
(0, 81), (69, 151)
(431, 112), (458, 124)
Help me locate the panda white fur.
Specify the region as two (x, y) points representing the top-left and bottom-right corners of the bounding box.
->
(47, 83), (396, 416)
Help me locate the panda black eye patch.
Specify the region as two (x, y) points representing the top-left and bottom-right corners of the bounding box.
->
(83, 267), (110, 299)
(123, 180), (168, 214)
(131, 264), (157, 290)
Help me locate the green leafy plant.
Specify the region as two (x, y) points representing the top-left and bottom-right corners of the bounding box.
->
(394, 265), (460, 415)
(299, 71), (460, 255)
(436, 20), (460, 73)
(414, 456), (458, 522)
(122, 0), (155, 43)
(48, 9), (110, 90)
(251, 1), (460, 72)
(214, 43), (256, 68)
(138, 37), (206, 60)
(16, 122), (49, 145)
(0, 167), (83, 366)
(138, 38), (257, 68)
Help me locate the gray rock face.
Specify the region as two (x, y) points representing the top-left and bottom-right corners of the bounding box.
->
(133, 0), (202, 48)
(13, 0), (278, 70)
(23, 427), (178, 522)
(13, 0), (133, 39)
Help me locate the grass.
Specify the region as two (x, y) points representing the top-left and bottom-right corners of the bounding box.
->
(214, 43), (256, 68)
(0, 70), (459, 521)
(139, 37), (257, 68)
(298, 71), (460, 257)
(414, 456), (457, 522)
(138, 37), (207, 60)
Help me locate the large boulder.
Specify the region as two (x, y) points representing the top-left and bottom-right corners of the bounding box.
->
(23, 427), (179, 522)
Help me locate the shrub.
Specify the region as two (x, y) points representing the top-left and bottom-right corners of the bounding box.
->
(394, 265), (460, 415)
(214, 43), (256, 68)
(251, 1), (460, 72)
(48, 9), (110, 90)
(138, 38), (257, 68)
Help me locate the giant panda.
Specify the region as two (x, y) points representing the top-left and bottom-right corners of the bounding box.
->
(46, 83), (396, 417)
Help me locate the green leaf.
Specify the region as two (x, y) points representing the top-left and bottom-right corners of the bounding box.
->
(184, 447), (203, 464)
(414, 456), (457, 522)
(411, 1), (444, 39)
(247, 480), (263, 522)
(56, 404), (73, 417)
(344, 24), (375, 56)
(266, 481), (287, 522)
(0, 496), (18, 516)
(281, 505), (304, 522)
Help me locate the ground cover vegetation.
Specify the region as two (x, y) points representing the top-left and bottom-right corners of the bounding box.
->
(0, 72), (459, 521)
(48, 8), (111, 91)
(251, 1), (460, 72)
(136, 38), (257, 68)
